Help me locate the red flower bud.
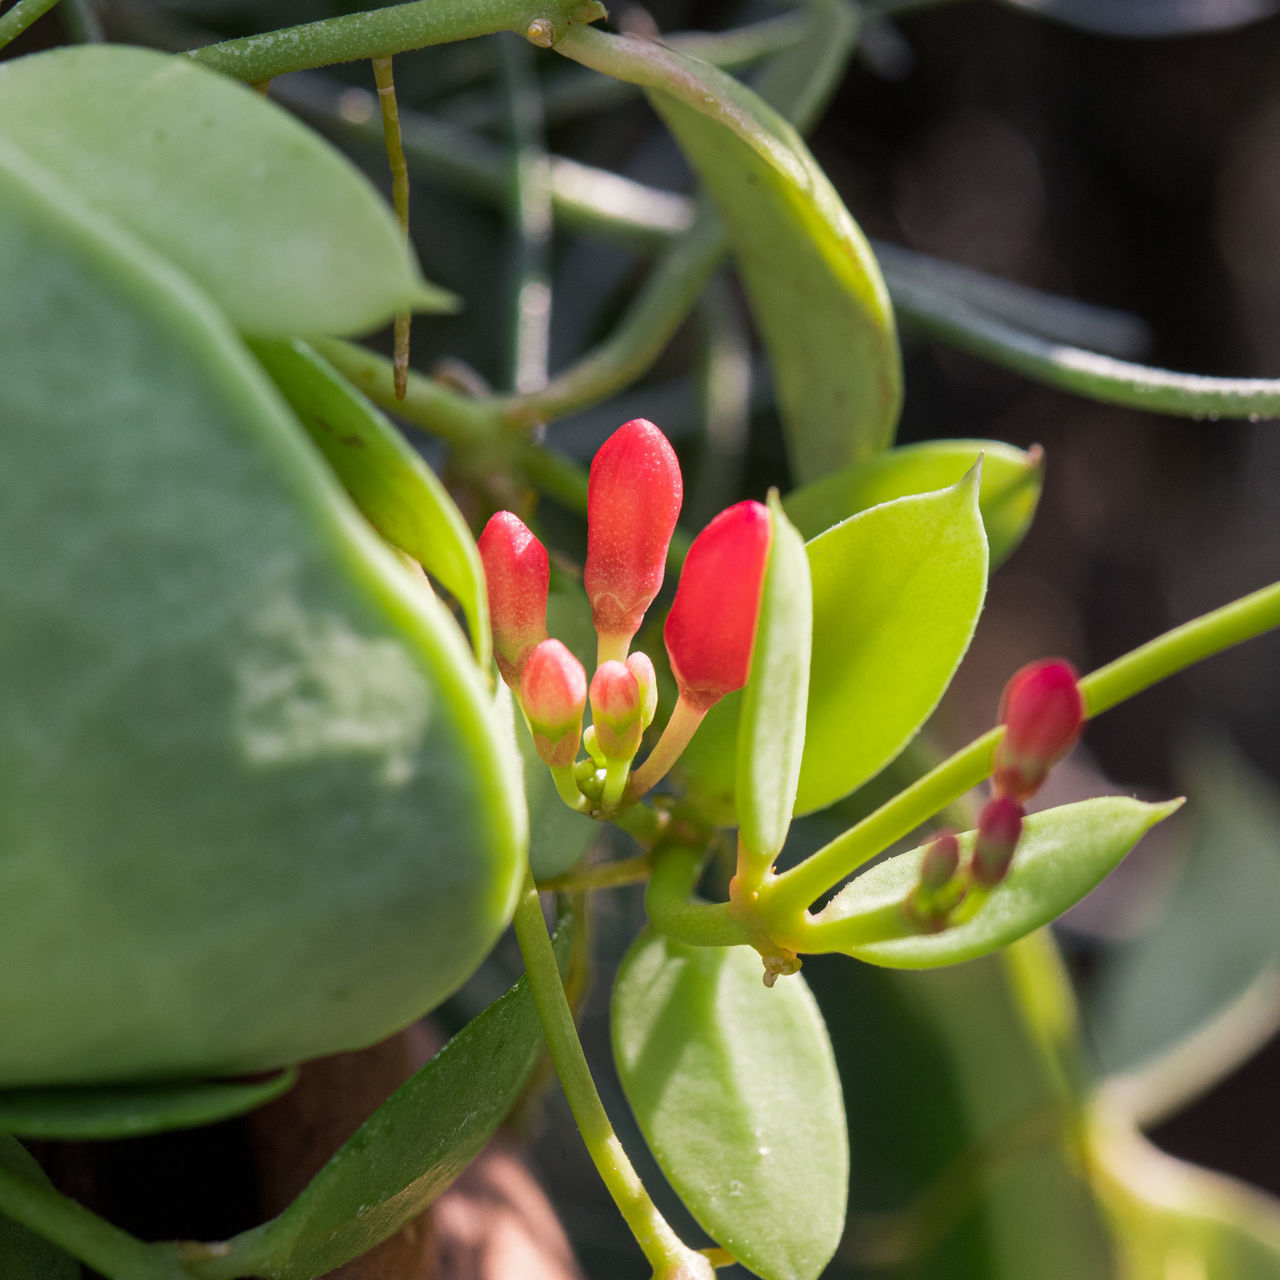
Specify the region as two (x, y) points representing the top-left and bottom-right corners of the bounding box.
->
(520, 639), (586, 768)
(970, 796), (1024, 888)
(626, 651), (658, 729)
(479, 511), (549, 687)
(584, 419), (683, 653)
(664, 500), (772, 712)
(992, 659), (1085, 801)
(919, 830), (960, 891)
(589, 660), (643, 760)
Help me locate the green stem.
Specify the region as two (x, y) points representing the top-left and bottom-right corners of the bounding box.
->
(0, 0), (62, 50)
(550, 763), (590, 812)
(371, 56), (413, 400)
(511, 868), (706, 1276)
(627, 695), (708, 801)
(186, 0), (605, 82)
(645, 845), (754, 947)
(539, 851), (653, 891)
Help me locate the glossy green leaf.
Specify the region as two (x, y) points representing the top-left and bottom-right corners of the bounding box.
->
(0, 1070), (296, 1140)
(613, 931), (847, 1280)
(1003, 0), (1278, 37)
(796, 467), (988, 815)
(0, 45), (449, 337)
(736, 494), (812, 862)
(252, 338), (490, 669)
(784, 439), (1043, 568)
(0, 1137), (79, 1279)
(815, 797), (1183, 968)
(558, 25), (902, 482)
(0, 140), (522, 1085)
(222, 926), (569, 1280)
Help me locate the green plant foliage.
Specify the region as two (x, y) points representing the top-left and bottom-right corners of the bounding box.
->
(252, 339), (491, 668)
(816, 798), (1183, 967)
(0, 45), (448, 337)
(796, 467), (989, 815)
(612, 931), (847, 1280)
(0, 140), (522, 1084)
(218, 926), (570, 1280)
(736, 494), (812, 862)
(0, 1137), (79, 1278)
(0, 1070), (296, 1140)
(784, 439), (1043, 568)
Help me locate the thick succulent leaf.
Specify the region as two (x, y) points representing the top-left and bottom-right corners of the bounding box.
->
(736, 495), (812, 861)
(613, 931), (847, 1280)
(0, 45), (448, 336)
(222, 926), (569, 1280)
(0, 1070), (296, 1140)
(0, 1137), (79, 1278)
(815, 797), (1183, 968)
(784, 439), (1043, 568)
(557, 26), (902, 482)
(252, 338), (490, 668)
(1002, 0), (1278, 36)
(0, 141), (522, 1084)
(796, 468), (988, 815)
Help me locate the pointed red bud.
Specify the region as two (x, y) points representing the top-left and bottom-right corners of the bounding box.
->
(919, 830), (961, 891)
(520, 639), (586, 768)
(589, 660), (643, 761)
(992, 659), (1085, 801)
(626, 651), (658, 729)
(479, 511), (549, 687)
(663, 500), (772, 711)
(584, 419), (683, 651)
(971, 796), (1024, 887)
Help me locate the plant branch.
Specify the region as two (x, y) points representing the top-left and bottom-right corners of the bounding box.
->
(0, 0), (63, 50)
(645, 845), (755, 947)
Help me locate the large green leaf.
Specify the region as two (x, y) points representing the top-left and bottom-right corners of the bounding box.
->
(0, 45), (448, 337)
(252, 338), (490, 669)
(784, 438), (1043, 568)
(812, 797), (1183, 967)
(0, 1138), (79, 1279)
(796, 467), (988, 815)
(0, 140), (522, 1084)
(557, 25), (901, 483)
(613, 931), (847, 1280)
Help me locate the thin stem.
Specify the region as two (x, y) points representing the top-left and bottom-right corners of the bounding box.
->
(539, 851), (653, 891)
(61, 0), (104, 43)
(550, 764), (590, 812)
(645, 845), (754, 947)
(371, 56), (412, 399)
(185, 0), (606, 82)
(628, 695), (708, 801)
(511, 868), (705, 1276)
(0, 0), (63, 50)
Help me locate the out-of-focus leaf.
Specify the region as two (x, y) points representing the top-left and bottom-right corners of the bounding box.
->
(796, 468), (988, 815)
(0, 1137), (79, 1278)
(736, 495), (812, 862)
(613, 931), (847, 1280)
(0, 1070), (296, 1140)
(0, 46), (448, 336)
(253, 339), (490, 669)
(784, 439), (1043, 568)
(813, 797), (1182, 967)
(1002, 0), (1278, 37)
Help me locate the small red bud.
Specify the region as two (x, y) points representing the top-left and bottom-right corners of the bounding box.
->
(919, 830), (960, 891)
(625, 651), (658, 729)
(992, 659), (1085, 801)
(584, 419), (683, 651)
(971, 796), (1024, 887)
(589, 660), (643, 760)
(478, 512), (549, 687)
(663, 500), (772, 711)
(520, 639), (587, 768)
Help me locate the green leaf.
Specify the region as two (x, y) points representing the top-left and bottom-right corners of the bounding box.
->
(1002, 0), (1278, 37)
(612, 931), (847, 1280)
(816, 797), (1183, 968)
(0, 1138), (79, 1279)
(0, 140), (522, 1084)
(222, 925), (570, 1280)
(784, 438), (1043, 568)
(796, 466), (988, 815)
(0, 1070), (296, 1140)
(736, 494), (812, 862)
(252, 338), (491, 669)
(557, 26), (902, 482)
(0, 45), (449, 337)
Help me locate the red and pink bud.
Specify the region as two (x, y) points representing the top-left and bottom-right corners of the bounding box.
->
(992, 659), (1085, 801)
(479, 511), (550, 687)
(520, 639), (587, 769)
(626, 651), (658, 730)
(584, 419), (683, 656)
(970, 796), (1025, 888)
(919, 830), (961, 891)
(589, 660), (644, 761)
(664, 500), (772, 712)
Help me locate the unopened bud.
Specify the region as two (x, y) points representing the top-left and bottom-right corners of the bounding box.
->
(992, 658), (1085, 801)
(478, 511), (549, 686)
(520, 639), (587, 768)
(584, 419), (683, 654)
(919, 830), (961, 890)
(589, 660), (643, 761)
(663, 500), (772, 711)
(625, 651), (658, 729)
(970, 796), (1024, 887)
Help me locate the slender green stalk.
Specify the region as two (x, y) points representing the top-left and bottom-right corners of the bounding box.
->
(628, 696), (708, 801)
(371, 56), (412, 400)
(645, 846), (754, 947)
(511, 869), (710, 1278)
(61, 0), (103, 42)
(0, 0), (62, 50)
(539, 851), (653, 891)
(186, 0), (606, 82)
